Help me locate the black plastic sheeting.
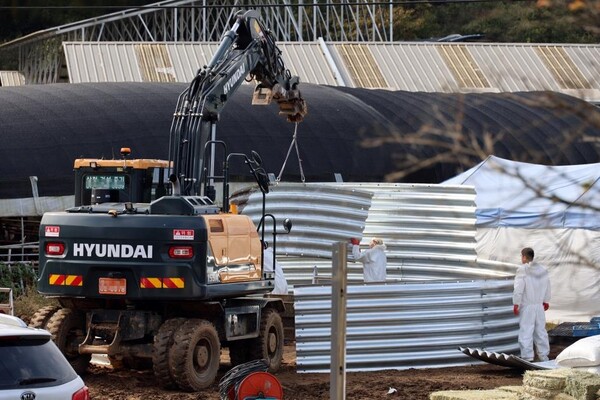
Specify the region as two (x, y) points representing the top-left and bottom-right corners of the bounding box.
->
(1, 82), (599, 199)
(549, 322), (600, 338)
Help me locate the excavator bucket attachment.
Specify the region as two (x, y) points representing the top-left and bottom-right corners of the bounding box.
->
(277, 97), (307, 123)
(253, 83), (308, 123)
(252, 86), (274, 105)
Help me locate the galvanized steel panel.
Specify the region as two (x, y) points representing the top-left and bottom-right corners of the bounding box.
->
(232, 183), (373, 259)
(134, 44), (176, 82)
(64, 42), (336, 85)
(565, 45), (600, 90)
(340, 43), (460, 91)
(336, 44), (387, 88)
(327, 42), (600, 100)
(294, 281), (519, 372)
(344, 183), (478, 260)
(64, 42), (142, 83)
(231, 182), (517, 286)
(277, 43), (338, 86)
(470, 44), (562, 92)
(278, 257), (516, 289)
(166, 43), (219, 82)
(535, 46), (591, 90)
(0, 71), (25, 86)
(437, 45), (490, 89)
(0, 195), (74, 218)
(231, 182), (519, 372)
(63, 41), (600, 101)
(459, 347), (553, 370)
(233, 182), (478, 260)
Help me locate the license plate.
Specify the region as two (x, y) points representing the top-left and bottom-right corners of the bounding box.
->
(99, 278), (126, 295)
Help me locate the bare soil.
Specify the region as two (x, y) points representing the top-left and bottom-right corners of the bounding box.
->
(83, 342), (569, 400)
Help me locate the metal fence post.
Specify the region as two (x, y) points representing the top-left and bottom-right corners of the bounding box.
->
(330, 241), (347, 400)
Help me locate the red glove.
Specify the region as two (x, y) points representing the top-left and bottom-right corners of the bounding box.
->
(350, 238), (360, 245)
(513, 305), (519, 316)
(543, 302), (549, 311)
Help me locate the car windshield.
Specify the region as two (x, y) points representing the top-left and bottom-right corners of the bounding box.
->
(0, 337), (78, 389)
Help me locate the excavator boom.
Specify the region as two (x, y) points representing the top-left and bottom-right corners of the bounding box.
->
(168, 10), (307, 196)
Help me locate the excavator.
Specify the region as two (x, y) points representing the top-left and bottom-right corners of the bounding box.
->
(31, 10), (306, 392)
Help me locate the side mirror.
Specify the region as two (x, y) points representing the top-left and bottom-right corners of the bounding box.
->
(256, 169), (270, 194)
(283, 218), (292, 233)
(251, 150), (262, 167)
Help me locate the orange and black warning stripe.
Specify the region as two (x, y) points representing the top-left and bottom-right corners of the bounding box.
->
(49, 274), (83, 286)
(140, 277), (185, 289)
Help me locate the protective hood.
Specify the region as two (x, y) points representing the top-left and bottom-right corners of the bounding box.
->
(524, 262), (548, 278)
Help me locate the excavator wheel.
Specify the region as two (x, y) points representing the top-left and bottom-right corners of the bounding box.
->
(107, 355), (125, 370)
(46, 308), (91, 375)
(152, 318), (186, 388)
(249, 309), (284, 372)
(109, 355), (152, 371)
(169, 319), (221, 391)
(29, 305), (60, 329)
(228, 338), (253, 367)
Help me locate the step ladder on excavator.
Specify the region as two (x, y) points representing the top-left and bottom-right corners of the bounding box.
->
(0, 288), (14, 315)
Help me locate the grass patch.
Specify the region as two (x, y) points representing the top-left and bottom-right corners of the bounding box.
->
(0, 264), (57, 323)
(0, 263), (37, 297)
(14, 286), (58, 323)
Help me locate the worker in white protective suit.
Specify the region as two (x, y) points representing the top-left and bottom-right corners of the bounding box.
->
(262, 244), (289, 295)
(350, 237), (387, 283)
(512, 247), (551, 362)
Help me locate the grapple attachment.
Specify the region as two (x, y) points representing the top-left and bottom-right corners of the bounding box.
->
(252, 84), (308, 123)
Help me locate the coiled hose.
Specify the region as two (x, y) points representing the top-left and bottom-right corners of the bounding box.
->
(218, 359), (269, 400)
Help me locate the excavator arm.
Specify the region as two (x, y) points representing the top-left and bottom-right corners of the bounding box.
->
(168, 10), (307, 196)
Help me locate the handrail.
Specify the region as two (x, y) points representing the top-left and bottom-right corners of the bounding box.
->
(0, 242), (39, 265)
(0, 288), (14, 315)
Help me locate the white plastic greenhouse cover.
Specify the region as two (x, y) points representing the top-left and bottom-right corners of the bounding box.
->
(443, 156), (600, 323)
(443, 155), (600, 229)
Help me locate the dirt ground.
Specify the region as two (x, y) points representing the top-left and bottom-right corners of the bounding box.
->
(82, 342), (569, 400)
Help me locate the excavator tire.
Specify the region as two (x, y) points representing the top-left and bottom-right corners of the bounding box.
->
(109, 355), (152, 371)
(46, 308), (91, 375)
(248, 308), (284, 372)
(152, 318), (186, 388)
(228, 338), (253, 367)
(29, 305), (60, 329)
(131, 357), (153, 370)
(107, 355), (125, 370)
(169, 319), (220, 391)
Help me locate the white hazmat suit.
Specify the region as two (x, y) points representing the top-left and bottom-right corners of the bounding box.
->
(513, 260), (551, 361)
(352, 242), (387, 283)
(263, 247), (289, 295)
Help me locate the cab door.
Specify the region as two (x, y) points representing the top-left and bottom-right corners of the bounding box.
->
(203, 214), (261, 283)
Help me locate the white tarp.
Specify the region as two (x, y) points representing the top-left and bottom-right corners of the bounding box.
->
(444, 156), (600, 322)
(444, 156), (600, 229)
(476, 227), (600, 323)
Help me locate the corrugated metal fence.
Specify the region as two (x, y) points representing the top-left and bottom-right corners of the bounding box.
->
(294, 280), (518, 372)
(232, 182), (516, 284)
(232, 182), (519, 372)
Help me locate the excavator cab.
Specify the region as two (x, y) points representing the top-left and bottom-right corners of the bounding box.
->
(73, 148), (169, 206)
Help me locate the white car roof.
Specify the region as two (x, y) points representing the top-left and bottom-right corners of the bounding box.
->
(0, 314), (51, 338)
(0, 313), (27, 327)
